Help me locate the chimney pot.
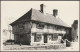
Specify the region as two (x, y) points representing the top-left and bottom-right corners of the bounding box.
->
(53, 9), (58, 17)
(40, 4), (45, 13)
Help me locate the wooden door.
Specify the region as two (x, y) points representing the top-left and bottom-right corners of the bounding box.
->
(44, 35), (47, 43)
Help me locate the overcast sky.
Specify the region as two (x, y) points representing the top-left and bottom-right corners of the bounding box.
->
(1, 1), (79, 30)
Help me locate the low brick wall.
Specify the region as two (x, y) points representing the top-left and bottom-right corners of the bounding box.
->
(39, 43), (66, 49)
(3, 43), (66, 50)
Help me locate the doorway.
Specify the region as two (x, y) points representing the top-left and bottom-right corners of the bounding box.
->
(44, 35), (47, 43)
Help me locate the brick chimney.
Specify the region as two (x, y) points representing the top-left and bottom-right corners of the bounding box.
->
(53, 9), (58, 17)
(40, 4), (46, 13)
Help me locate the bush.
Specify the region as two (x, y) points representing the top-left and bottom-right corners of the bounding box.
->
(66, 40), (71, 47)
(6, 39), (15, 42)
(3, 39), (15, 45)
(61, 39), (64, 43)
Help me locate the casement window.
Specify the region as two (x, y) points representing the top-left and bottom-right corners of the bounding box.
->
(47, 25), (50, 29)
(34, 33), (42, 42)
(47, 25), (55, 29)
(52, 34), (58, 41)
(55, 26), (57, 29)
(47, 25), (51, 29)
(18, 23), (24, 29)
(52, 25), (55, 30)
(57, 26), (62, 29)
(59, 34), (63, 37)
(36, 23), (44, 29)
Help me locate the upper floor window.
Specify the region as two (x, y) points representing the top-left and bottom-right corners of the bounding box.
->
(56, 26), (61, 30)
(36, 23), (44, 29)
(47, 25), (51, 29)
(55, 26), (61, 30)
(18, 23), (24, 29)
(52, 25), (55, 29)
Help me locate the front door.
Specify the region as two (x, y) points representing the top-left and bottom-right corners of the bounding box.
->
(44, 35), (47, 43)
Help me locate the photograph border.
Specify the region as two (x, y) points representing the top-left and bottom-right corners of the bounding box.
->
(0, 0), (79, 52)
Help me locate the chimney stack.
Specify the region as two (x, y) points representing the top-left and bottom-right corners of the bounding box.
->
(40, 4), (45, 13)
(53, 9), (58, 17)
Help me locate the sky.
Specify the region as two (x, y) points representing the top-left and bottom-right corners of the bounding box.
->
(1, 1), (79, 30)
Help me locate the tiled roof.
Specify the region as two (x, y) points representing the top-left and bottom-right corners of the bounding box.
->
(31, 8), (70, 27)
(10, 8), (70, 27)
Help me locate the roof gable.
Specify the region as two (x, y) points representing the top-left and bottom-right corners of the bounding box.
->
(10, 9), (32, 26)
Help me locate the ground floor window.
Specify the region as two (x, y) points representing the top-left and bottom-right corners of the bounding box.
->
(59, 34), (63, 37)
(34, 33), (42, 42)
(52, 34), (58, 41)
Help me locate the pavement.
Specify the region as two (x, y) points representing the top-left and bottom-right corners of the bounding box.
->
(2, 42), (79, 51)
(62, 42), (79, 51)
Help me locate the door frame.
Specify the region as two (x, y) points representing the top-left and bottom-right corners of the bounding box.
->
(44, 34), (47, 43)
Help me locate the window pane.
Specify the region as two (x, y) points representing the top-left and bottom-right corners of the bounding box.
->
(18, 23), (24, 29)
(53, 34), (58, 41)
(36, 23), (44, 29)
(34, 33), (42, 42)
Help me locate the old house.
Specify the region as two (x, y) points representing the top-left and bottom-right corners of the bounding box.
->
(10, 4), (71, 45)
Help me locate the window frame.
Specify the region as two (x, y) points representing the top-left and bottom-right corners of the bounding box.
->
(36, 23), (44, 29)
(34, 33), (42, 42)
(52, 34), (58, 41)
(18, 23), (25, 29)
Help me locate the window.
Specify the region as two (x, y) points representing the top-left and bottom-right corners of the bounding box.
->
(36, 23), (44, 29)
(34, 33), (42, 42)
(55, 26), (57, 29)
(47, 25), (55, 29)
(52, 34), (58, 41)
(52, 25), (55, 29)
(47, 25), (50, 29)
(18, 23), (24, 29)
